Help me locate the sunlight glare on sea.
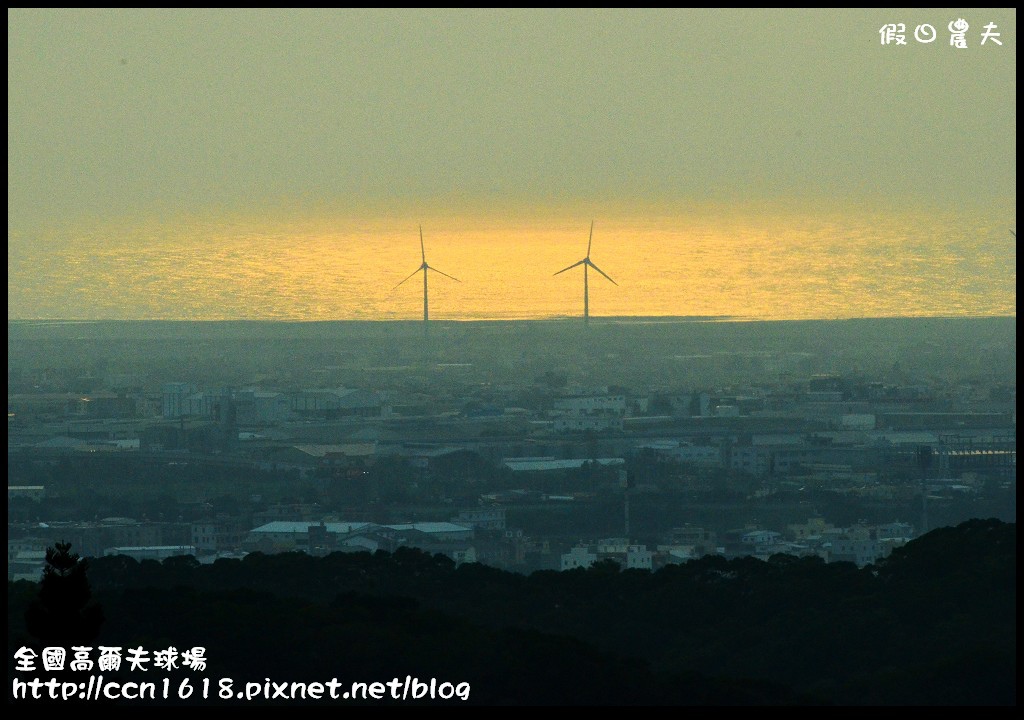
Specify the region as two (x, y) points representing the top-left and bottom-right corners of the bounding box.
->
(7, 204), (1016, 322)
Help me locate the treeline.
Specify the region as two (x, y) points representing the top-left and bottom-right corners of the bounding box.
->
(8, 519), (1015, 705)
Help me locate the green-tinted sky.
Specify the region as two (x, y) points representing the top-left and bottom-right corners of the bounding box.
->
(7, 8), (1017, 231)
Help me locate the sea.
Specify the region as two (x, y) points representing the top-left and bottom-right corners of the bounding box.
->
(7, 204), (1016, 322)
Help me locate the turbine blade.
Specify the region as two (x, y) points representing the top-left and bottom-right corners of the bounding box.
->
(587, 220), (594, 257)
(420, 226), (426, 262)
(588, 261), (618, 286)
(393, 267), (422, 290)
(427, 265), (460, 282)
(554, 259), (586, 276)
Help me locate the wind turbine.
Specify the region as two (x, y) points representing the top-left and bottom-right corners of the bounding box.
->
(394, 225), (459, 336)
(554, 220), (617, 325)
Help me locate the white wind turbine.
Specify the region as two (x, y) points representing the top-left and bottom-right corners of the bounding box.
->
(554, 220), (618, 325)
(394, 226), (460, 336)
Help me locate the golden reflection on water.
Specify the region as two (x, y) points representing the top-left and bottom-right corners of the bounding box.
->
(7, 206), (1016, 321)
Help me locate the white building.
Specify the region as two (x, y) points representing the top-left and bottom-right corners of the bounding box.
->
(292, 388), (389, 418)
(452, 507), (506, 530)
(8, 550), (47, 582)
(243, 520), (474, 559)
(161, 382), (193, 418)
(560, 541), (653, 571)
(553, 414), (624, 432)
(560, 545), (598, 571)
(828, 537), (883, 567)
(875, 521), (915, 540)
(742, 530), (782, 546)
(104, 546), (197, 562)
(503, 457), (625, 473)
(624, 545), (653, 570)
(8, 486), (45, 501)
(551, 394), (626, 433)
(553, 395), (627, 414)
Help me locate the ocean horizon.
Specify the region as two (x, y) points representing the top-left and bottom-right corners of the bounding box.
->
(8, 204), (1016, 324)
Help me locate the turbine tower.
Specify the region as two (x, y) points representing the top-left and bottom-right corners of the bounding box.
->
(554, 220), (617, 325)
(394, 225), (459, 336)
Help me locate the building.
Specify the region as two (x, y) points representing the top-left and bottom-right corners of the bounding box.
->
(560, 544), (597, 571)
(161, 383), (194, 418)
(291, 388), (389, 419)
(8, 486), (45, 502)
(503, 457), (625, 473)
(559, 539), (653, 571)
(552, 393), (626, 433)
(451, 507), (507, 530)
(827, 537), (884, 567)
(242, 520), (474, 561)
(191, 519), (248, 554)
(8, 550), (47, 582)
(234, 389), (293, 424)
(103, 546), (197, 562)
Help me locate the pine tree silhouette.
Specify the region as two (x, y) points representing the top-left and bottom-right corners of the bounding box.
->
(25, 542), (104, 646)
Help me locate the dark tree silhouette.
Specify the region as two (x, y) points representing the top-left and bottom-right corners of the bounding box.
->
(24, 542), (104, 646)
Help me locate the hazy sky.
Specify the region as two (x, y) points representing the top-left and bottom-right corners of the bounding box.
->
(7, 8), (1017, 232)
